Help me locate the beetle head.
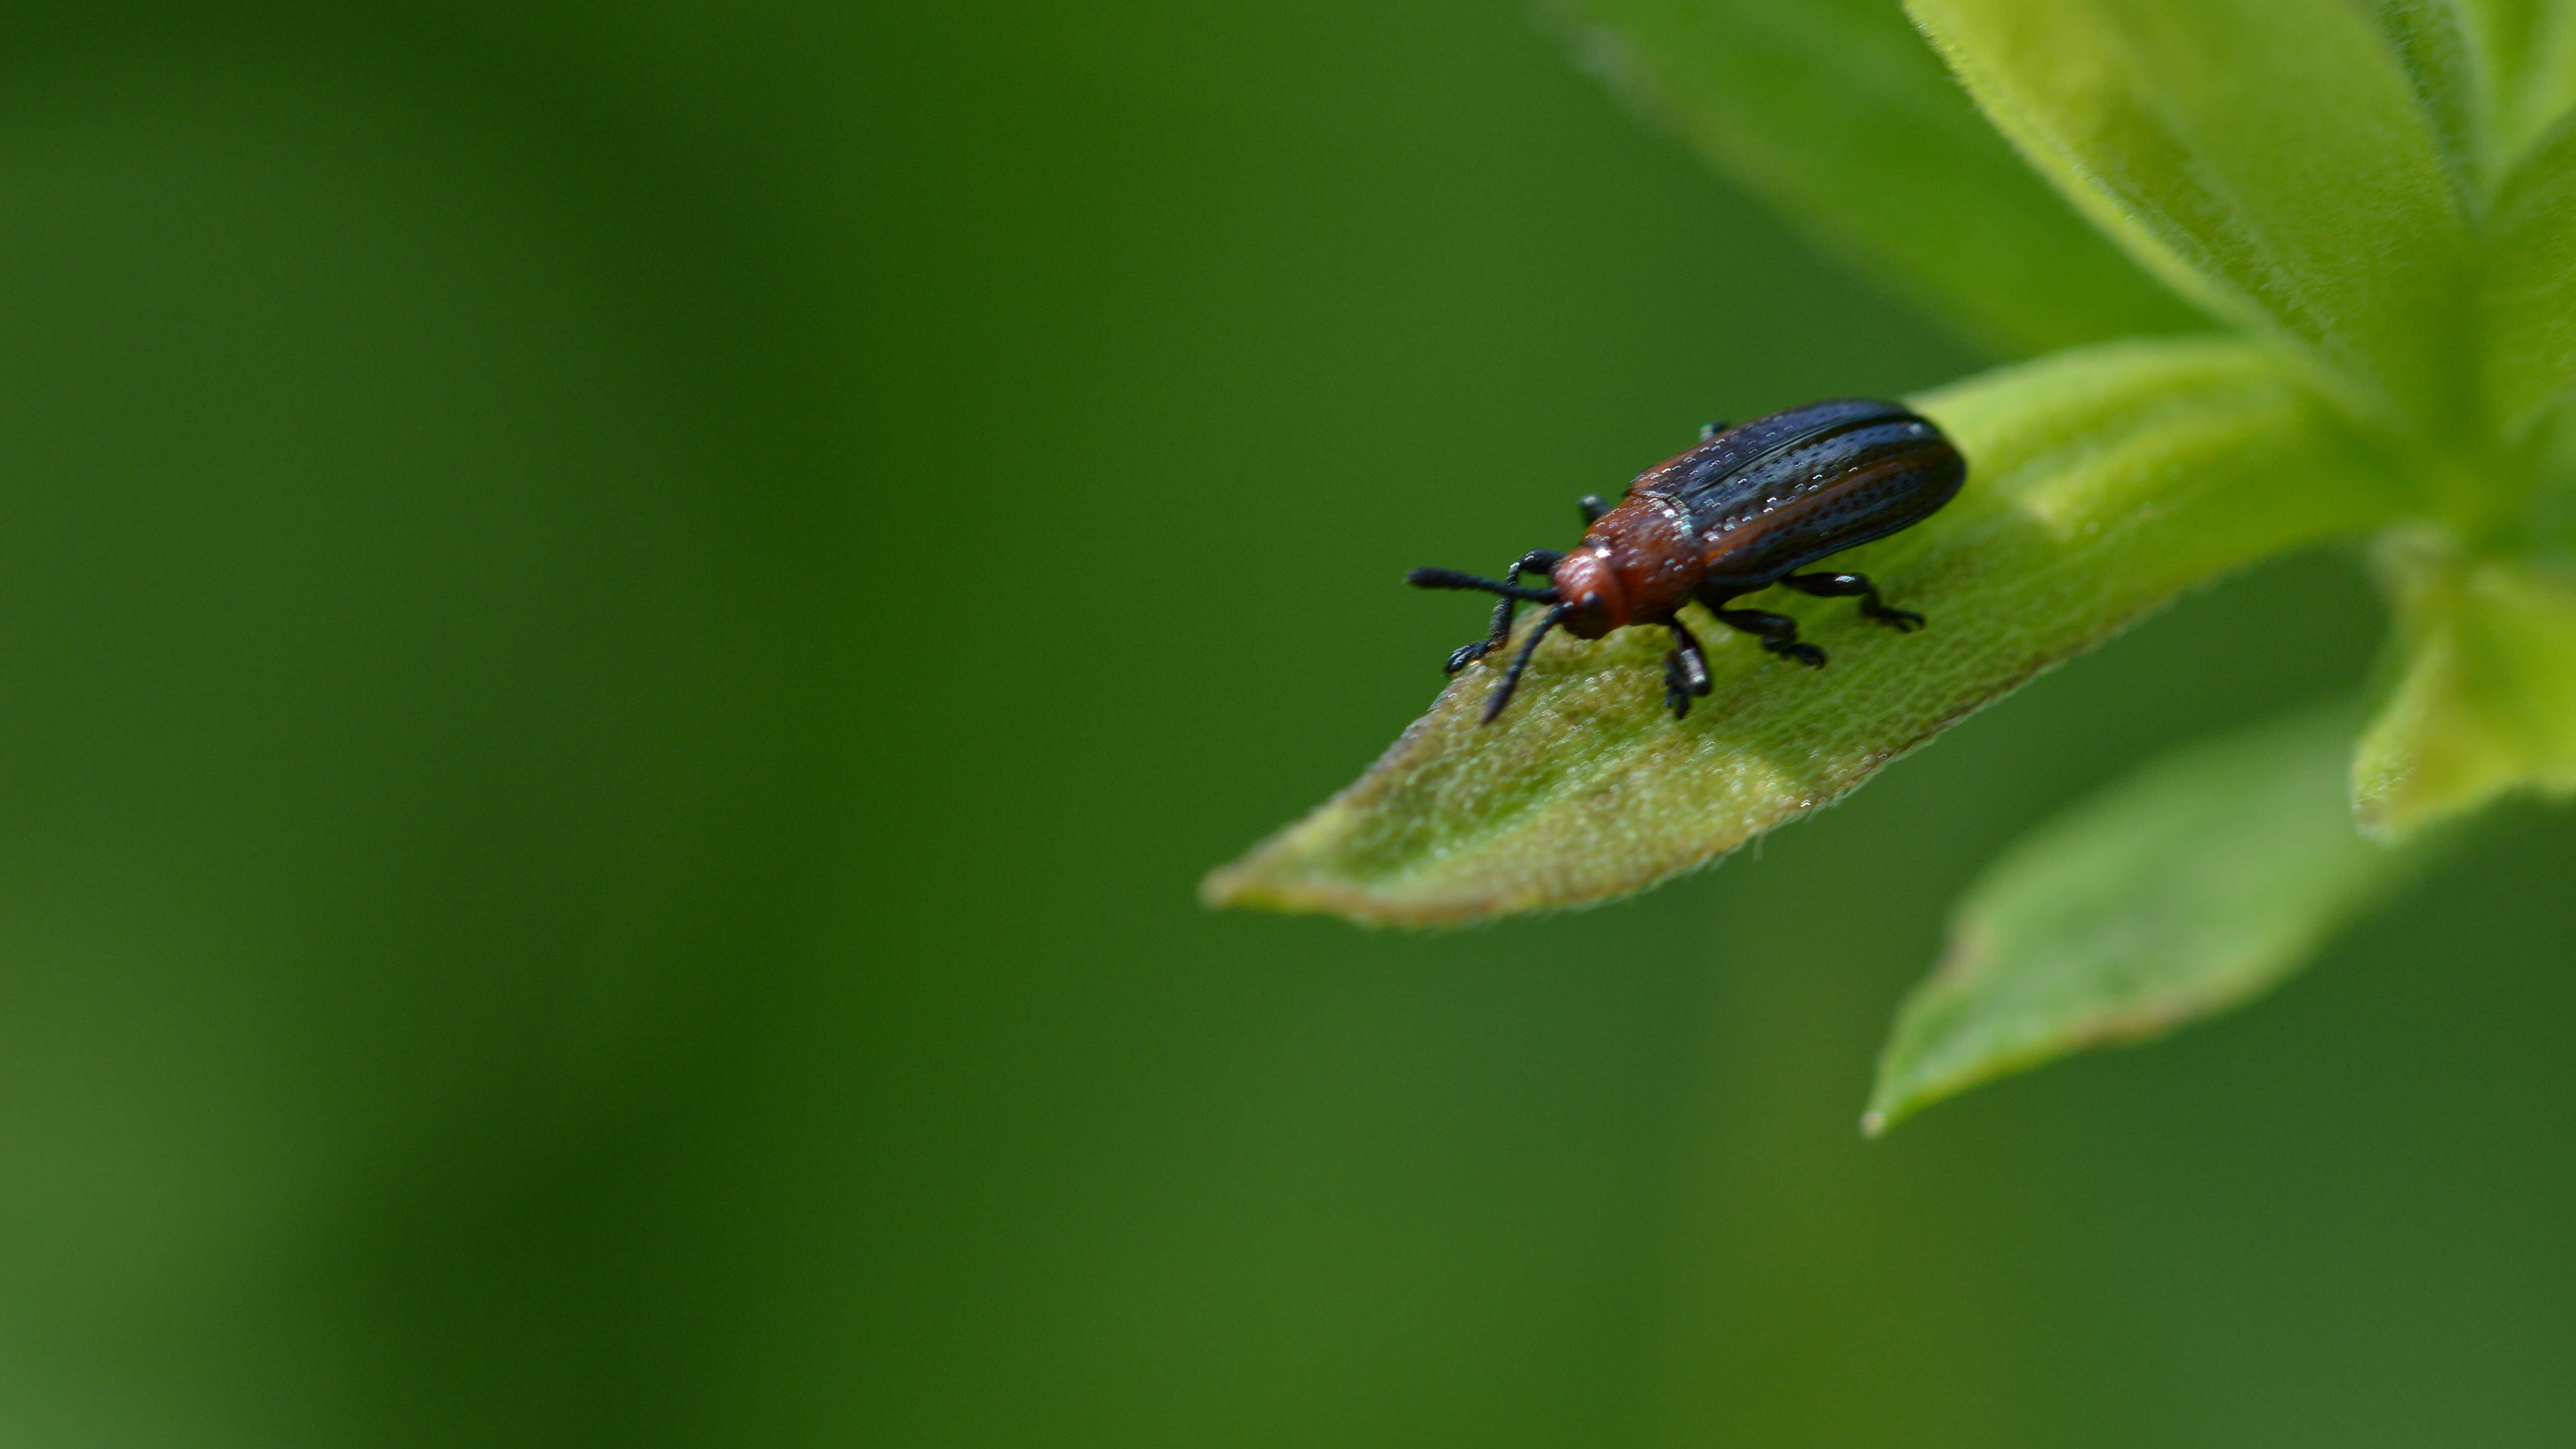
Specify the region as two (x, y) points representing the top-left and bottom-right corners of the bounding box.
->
(1550, 548), (1629, 639)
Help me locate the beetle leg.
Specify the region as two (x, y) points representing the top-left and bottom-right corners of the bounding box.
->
(1449, 549), (1569, 674)
(1697, 419), (1733, 442)
(1509, 549), (1567, 584)
(1483, 603), (1573, 723)
(1781, 571), (1924, 632)
(1714, 607), (1826, 668)
(1578, 494), (1616, 525)
(1662, 617), (1712, 718)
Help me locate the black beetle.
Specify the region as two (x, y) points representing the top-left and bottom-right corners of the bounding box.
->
(1409, 399), (1965, 722)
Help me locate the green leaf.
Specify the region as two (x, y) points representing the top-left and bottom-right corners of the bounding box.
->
(1204, 338), (2408, 925)
(2368, 0), (2487, 206)
(2374, 0), (2576, 194)
(2450, 0), (2576, 170)
(1863, 702), (2416, 1136)
(1907, 0), (2476, 435)
(1545, 0), (2204, 358)
(2351, 534), (2576, 839)
(2469, 2), (2576, 437)
(2481, 116), (2576, 436)
(2342, 1), (2576, 206)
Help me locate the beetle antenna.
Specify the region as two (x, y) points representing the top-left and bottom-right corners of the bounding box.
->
(1406, 567), (1561, 603)
(1483, 604), (1572, 723)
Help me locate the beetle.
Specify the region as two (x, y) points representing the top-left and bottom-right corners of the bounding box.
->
(1408, 398), (1965, 723)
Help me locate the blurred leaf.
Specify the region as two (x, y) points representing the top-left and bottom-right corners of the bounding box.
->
(2482, 117), (2576, 436)
(2369, 0), (2486, 204)
(2377, 0), (2576, 191)
(1865, 703), (2415, 1135)
(2352, 536), (2576, 838)
(2453, 0), (2576, 168)
(1205, 338), (2408, 925)
(1907, 0), (2476, 435)
(1546, 0), (2203, 357)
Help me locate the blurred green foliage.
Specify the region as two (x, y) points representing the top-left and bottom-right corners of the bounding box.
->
(1224, 0), (2576, 1125)
(0, 2), (2572, 1447)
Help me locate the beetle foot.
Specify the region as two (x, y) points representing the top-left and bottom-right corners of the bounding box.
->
(1770, 641), (1827, 668)
(1864, 604), (1925, 632)
(1445, 641), (1492, 675)
(1661, 653), (1707, 719)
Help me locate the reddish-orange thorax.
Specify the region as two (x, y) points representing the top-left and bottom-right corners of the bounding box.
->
(1548, 493), (1699, 638)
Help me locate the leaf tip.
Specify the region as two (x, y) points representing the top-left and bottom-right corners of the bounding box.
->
(1198, 846), (1310, 916)
(1861, 1063), (1943, 1138)
(1197, 832), (1426, 925)
(2349, 796), (2410, 847)
(1197, 860), (1247, 911)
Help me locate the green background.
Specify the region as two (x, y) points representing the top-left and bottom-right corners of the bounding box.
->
(1, 1), (2571, 1444)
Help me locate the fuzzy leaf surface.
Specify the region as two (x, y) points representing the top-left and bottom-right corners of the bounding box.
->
(1908, 0), (2475, 434)
(2482, 117), (2576, 435)
(2451, 0), (2576, 169)
(2377, 0), (2576, 193)
(1548, 0), (2202, 357)
(2352, 539), (2576, 838)
(1204, 339), (2408, 925)
(2372, 1), (2487, 210)
(1865, 703), (2414, 1135)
